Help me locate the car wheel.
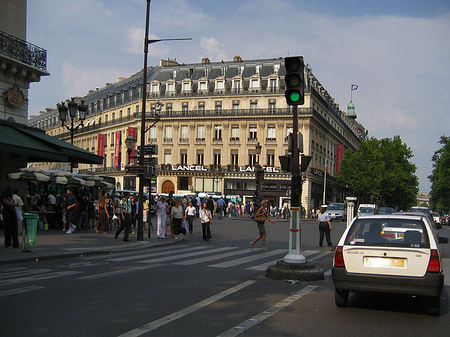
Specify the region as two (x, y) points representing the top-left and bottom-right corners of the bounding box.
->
(335, 289), (349, 307)
(427, 296), (441, 316)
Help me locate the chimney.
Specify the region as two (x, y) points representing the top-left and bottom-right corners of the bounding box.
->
(202, 57), (210, 64)
(233, 55), (243, 62)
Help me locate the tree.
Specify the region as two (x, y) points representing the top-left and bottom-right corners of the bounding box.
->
(429, 136), (450, 212)
(338, 136), (418, 210)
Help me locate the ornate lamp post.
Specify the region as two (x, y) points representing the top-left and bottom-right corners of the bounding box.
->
(254, 142), (263, 209)
(57, 97), (87, 172)
(125, 135), (137, 165)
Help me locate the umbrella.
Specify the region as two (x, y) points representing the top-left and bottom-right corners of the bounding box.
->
(8, 170), (51, 182)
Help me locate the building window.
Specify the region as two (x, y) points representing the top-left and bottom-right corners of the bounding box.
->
(167, 83), (175, 96)
(164, 150), (171, 165)
(216, 81), (224, 93)
(180, 151), (188, 165)
(232, 102), (239, 112)
(267, 152), (275, 166)
(166, 106), (173, 116)
(231, 152), (238, 166)
(214, 125), (222, 141)
(182, 82), (190, 93)
(199, 105), (205, 115)
(164, 126), (173, 141)
(230, 126), (239, 141)
(151, 84), (159, 96)
(213, 151), (221, 165)
(233, 80), (241, 93)
(251, 79), (259, 92)
(200, 82), (207, 94)
(180, 126), (189, 141)
(182, 105), (189, 116)
(149, 126), (157, 141)
(197, 125), (205, 141)
(267, 125), (276, 141)
(248, 152), (257, 166)
(197, 151), (204, 165)
(178, 176), (190, 190)
(249, 126), (257, 140)
(270, 78), (277, 92)
(268, 102), (276, 113)
(250, 102), (257, 112)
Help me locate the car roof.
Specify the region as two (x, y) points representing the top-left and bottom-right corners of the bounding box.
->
(357, 214), (427, 221)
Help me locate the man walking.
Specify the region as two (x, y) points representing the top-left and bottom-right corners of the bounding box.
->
(115, 193), (131, 242)
(65, 189), (78, 234)
(216, 197), (226, 220)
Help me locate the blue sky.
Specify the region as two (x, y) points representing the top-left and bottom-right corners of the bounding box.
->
(27, 0), (450, 193)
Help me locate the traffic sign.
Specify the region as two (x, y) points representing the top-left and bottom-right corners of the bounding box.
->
(138, 145), (158, 155)
(143, 157), (158, 165)
(125, 165), (148, 174)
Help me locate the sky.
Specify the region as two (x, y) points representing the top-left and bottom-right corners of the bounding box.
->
(27, 0), (450, 193)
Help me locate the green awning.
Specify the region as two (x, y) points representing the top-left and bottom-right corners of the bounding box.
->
(0, 119), (103, 164)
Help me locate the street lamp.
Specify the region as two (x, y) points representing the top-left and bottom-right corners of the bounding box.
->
(125, 135), (137, 165)
(57, 97), (87, 172)
(254, 142), (263, 210)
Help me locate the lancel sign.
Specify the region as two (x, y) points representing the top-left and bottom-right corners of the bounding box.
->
(169, 165), (281, 173)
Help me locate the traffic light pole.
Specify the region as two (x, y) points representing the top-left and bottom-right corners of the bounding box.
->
(284, 105), (306, 264)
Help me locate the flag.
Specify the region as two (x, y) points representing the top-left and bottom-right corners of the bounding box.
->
(351, 84), (358, 91)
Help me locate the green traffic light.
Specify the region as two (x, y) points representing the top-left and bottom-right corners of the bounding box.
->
(290, 91), (301, 102)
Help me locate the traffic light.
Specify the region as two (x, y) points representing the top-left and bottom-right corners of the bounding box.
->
(284, 56), (305, 105)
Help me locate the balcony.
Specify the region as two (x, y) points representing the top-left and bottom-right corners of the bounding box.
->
(0, 30), (47, 72)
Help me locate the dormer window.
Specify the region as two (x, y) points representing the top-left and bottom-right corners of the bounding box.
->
(215, 80), (224, 94)
(251, 79), (259, 92)
(167, 83), (175, 96)
(182, 81), (191, 95)
(199, 81), (208, 95)
(151, 83), (159, 97)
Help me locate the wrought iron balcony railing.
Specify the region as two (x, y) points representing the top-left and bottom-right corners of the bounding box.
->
(0, 30), (47, 72)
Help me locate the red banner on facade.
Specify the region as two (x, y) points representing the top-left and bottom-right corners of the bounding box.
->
(336, 144), (344, 174)
(127, 127), (137, 164)
(97, 134), (105, 166)
(114, 131), (121, 167)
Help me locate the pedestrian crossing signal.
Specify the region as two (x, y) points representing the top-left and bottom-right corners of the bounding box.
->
(284, 56), (305, 105)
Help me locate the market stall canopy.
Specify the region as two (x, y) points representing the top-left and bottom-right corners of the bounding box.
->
(0, 119), (103, 164)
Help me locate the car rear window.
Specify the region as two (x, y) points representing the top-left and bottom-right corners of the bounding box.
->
(344, 218), (430, 248)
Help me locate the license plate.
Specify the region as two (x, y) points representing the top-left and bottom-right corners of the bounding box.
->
(364, 257), (406, 268)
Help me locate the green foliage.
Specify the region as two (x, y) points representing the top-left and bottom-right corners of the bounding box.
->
(338, 136), (418, 210)
(429, 136), (450, 211)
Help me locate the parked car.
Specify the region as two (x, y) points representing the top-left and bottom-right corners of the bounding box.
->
(432, 212), (442, 226)
(327, 203), (347, 222)
(332, 214), (448, 315)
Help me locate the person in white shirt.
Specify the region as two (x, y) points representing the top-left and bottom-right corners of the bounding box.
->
(184, 200), (197, 234)
(199, 202), (212, 241)
(155, 196), (169, 239)
(12, 188), (24, 234)
(317, 205), (332, 247)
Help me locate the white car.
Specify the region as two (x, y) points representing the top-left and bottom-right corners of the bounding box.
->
(332, 214), (447, 315)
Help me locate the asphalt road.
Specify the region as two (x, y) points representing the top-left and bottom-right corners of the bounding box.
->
(1, 216), (450, 337)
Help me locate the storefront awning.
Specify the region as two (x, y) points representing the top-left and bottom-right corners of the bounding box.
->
(0, 119), (103, 164)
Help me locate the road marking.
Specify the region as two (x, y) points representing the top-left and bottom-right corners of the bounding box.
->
(117, 280), (256, 337)
(173, 248), (252, 265)
(216, 285), (318, 337)
(324, 269), (332, 277)
(0, 271), (82, 286)
(137, 247), (237, 264)
(107, 245), (199, 262)
(0, 268), (52, 280)
(78, 264), (163, 280)
(0, 286), (44, 297)
(308, 251), (332, 262)
(246, 250), (318, 271)
(208, 249), (286, 268)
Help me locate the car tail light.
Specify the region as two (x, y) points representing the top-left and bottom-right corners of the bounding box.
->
(334, 246), (345, 267)
(427, 249), (441, 273)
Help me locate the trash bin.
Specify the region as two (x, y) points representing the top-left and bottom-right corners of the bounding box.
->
(23, 213), (39, 245)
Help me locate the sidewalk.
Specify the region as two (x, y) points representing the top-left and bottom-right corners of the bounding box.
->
(0, 228), (181, 266)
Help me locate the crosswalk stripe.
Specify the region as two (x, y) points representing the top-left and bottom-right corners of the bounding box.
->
(138, 247), (238, 264)
(173, 248), (253, 266)
(84, 244), (192, 260)
(308, 251), (332, 262)
(0, 286), (44, 297)
(0, 268), (52, 280)
(208, 249), (287, 269)
(110, 245), (209, 262)
(0, 271), (82, 286)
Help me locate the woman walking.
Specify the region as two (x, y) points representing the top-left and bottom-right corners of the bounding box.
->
(184, 200), (196, 234)
(250, 200), (274, 251)
(156, 196), (169, 239)
(171, 199), (184, 240)
(199, 202), (212, 241)
(96, 191), (109, 234)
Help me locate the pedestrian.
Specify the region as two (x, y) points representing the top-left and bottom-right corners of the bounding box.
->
(143, 196), (149, 230)
(216, 197), (226, 220)
(171, 199), (184, 240)
(250, 199), (274, 251)
(185, 200), (196, 234)
(199, 202), (212, 241)
(96, 190), (109, 234)
(115, 193), (131, 242)
(106, 193), (115, 231)
(317, 205), (332, 247)
(65, 189), (78, 234)
(78, 193), (89, 231)
(206, 196), (214, 218)
(12, 188), (24, 234)
(1, 186), (19, 248)
(156, 196), (169, 239)
(87, 193), (95, 231)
